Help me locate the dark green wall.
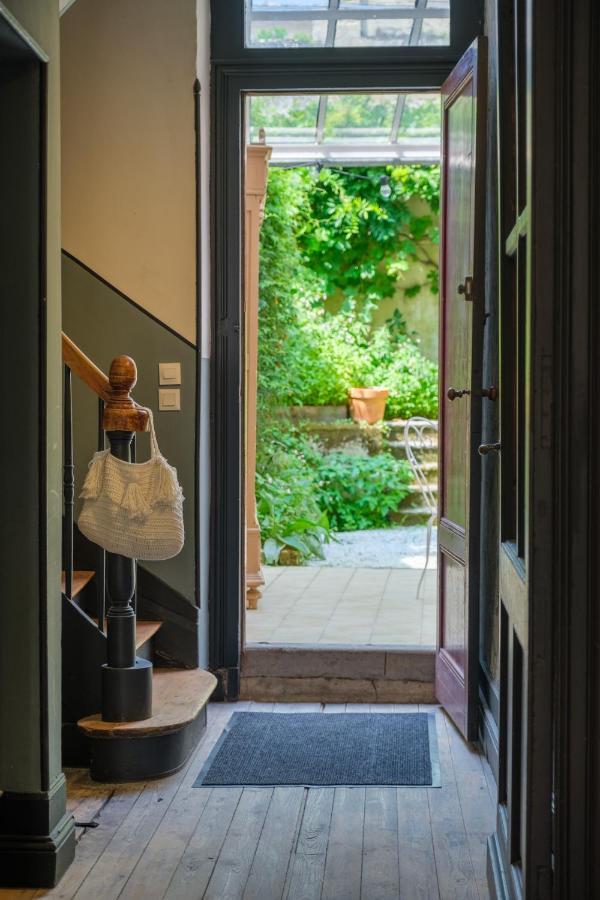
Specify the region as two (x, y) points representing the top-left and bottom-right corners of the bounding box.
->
(0, 0), (62, 796)
(62, 254), (198, 604)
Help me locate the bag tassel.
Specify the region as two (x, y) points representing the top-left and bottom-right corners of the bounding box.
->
(121, 482), (152, 521)
(154, 459), (181, 505)
(79, 452), (108, 499)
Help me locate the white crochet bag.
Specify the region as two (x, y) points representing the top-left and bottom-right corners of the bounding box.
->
(78, 412), (184, 560)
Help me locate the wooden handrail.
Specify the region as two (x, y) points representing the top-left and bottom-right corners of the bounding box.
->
(62, 331), (111, 401)
(61, 331), (150, 432)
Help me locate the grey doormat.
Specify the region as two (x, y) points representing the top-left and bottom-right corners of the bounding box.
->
(194, 712), (440, 787)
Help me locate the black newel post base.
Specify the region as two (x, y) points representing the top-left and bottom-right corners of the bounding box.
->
(102, 658), (153, 722)
(101, 430), (153, 723)
(0, 776), (75, 888)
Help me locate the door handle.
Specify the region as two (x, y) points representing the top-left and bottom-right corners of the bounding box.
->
(481, 386), (498, 401)
(478, 442), (501, 456)
(447, 387), (471, 401)
(457, 276), (474, 301)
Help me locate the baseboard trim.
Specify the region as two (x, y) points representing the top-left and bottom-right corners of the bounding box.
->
(0, 782), (75, 888)
(487, 833), (510, 900)
(478, 661), (500, 783)
(479, 689), (500, 785)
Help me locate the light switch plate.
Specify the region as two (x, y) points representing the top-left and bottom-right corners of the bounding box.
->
(159, 362), (181, 385)
(159, 388), (181, 411)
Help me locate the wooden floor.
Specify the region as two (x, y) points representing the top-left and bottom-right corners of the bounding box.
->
(11, 702), (496, 900)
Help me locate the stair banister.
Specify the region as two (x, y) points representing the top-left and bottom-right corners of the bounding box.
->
(62, 333), (153, 723)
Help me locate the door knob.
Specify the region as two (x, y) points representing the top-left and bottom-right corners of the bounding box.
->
(478, 442), (501, 456)
(481, 386), (498, 401)
(457, 276), (474, 301)
(447, 387), (471, 401)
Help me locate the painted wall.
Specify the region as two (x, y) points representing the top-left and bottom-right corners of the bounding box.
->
(62, 255), (198, 603)
(61, 0), (198, 344)
(0, 0), (62, 795)
(60, 0), (211, 667)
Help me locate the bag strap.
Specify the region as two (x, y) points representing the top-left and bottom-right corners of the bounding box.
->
(146, 409), (162, 459)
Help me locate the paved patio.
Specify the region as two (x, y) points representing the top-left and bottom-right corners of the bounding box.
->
(246, 565), (437, 646)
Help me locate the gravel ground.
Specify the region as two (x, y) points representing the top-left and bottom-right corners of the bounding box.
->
(307, 525), (438, 569)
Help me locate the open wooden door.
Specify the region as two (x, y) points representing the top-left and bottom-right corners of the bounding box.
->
(436, 38), (487, 741)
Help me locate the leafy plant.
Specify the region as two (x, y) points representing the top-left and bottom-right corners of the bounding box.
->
(314, 451), (412, 532)
(255, 422), (332, 563)
(298, 164), (440, 307)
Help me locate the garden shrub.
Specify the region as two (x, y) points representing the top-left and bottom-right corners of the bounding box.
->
(313, 451), (412, 532)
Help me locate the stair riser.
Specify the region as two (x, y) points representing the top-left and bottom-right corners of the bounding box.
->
(86, 705), (207, 782)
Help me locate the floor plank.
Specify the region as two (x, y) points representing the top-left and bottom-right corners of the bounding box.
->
(243, 787), (305, 900)
(396, 788), (440, 899)
(202, 787), (273, 899)
(426, 709), (480, 900)
(164, 787), (243, 899)
(361, 788), (401, 900)
(284, 787), (334, 900)
(118, 705), (231, 899)
(444, 714), (495, 899)
(321, 787), (365, 900)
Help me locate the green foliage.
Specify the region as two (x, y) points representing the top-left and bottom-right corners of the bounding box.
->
(314, 451), (412, 532)
(255, 422), (332, 563)
(298, 164), (440, 306)
(255, 162), (440, 560)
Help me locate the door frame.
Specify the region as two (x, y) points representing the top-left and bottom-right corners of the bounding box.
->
(485, 0), (600, 896)
(208, 2), (484, 697)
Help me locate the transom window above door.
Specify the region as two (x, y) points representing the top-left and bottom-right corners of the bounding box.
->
(245, 0), (451, 49)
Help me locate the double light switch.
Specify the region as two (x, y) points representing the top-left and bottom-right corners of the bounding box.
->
(158, 363), (181, 410)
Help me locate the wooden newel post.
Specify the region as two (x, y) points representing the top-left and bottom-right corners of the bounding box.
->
(101, 356), (152, 722)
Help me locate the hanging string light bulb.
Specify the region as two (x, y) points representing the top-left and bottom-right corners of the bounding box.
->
(379, 175), (392, 199)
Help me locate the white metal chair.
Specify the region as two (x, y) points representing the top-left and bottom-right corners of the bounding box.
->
(403, 417), (438, 599)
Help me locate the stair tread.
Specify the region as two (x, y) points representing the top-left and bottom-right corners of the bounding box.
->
(85, 617), (162, 650)
(135, 620), (163, 647)
(77, 668), (217, 738)
(61, 570), (95, 598)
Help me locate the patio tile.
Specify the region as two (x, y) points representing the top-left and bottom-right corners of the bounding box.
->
(245, 564), (438, 648)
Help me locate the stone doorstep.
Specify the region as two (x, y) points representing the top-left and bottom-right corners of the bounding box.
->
(239, 676), (436, 704)
(241, 645), (436, 701)
(242, 645), (434, 681)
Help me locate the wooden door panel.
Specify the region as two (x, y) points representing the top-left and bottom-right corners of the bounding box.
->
(436, 38), (487, 742)
(442, 80), (474, 530)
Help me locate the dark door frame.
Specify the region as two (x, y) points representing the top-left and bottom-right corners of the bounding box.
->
(208, 0), (484, 697)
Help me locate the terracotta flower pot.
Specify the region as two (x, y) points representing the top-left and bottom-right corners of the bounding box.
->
(348, 387), (389, 425)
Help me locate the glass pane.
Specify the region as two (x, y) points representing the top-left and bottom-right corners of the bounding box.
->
(398, 94), (441, 139)
(251, 0), (329, 7)
(249, 19), (328, 48)
(323, 94), (397, 143)
(246, 0), (451, 48)
(334, 18), (413, 47)
(248, 95), (320, 144)
(419, 16), (450, 45)
(339, 0), (418, 6)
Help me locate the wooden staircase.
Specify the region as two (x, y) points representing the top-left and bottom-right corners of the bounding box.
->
(61, 335), (216, 782)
